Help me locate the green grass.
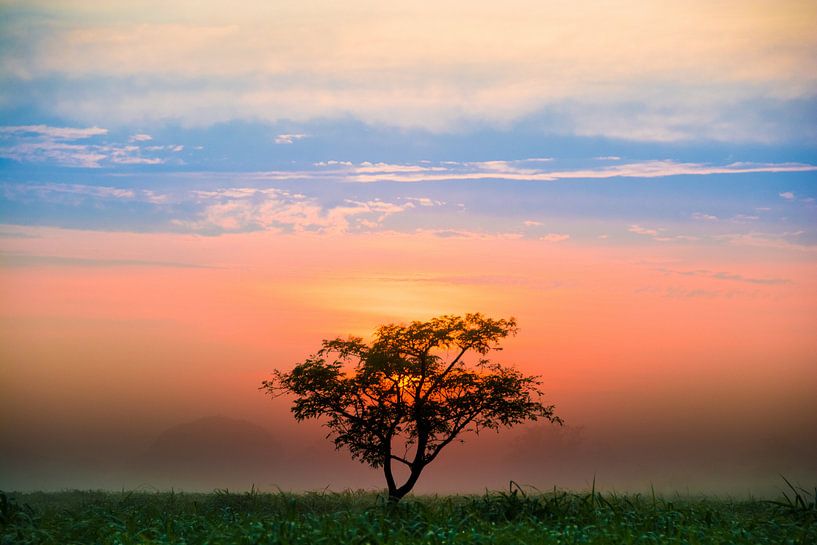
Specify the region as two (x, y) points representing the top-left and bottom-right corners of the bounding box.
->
(1, 484), (814, 545)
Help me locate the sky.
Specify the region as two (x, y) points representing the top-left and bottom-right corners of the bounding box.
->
(1, 0), (816, 495)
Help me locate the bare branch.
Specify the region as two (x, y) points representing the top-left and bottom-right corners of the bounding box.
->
(389, 454), (412, 466)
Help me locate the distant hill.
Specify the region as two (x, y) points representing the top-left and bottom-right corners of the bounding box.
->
(136, 416), (283, 488)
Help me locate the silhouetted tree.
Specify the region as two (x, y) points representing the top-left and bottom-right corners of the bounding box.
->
(262, 313), (561, 501)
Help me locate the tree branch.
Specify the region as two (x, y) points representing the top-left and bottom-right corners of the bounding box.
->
(424, 406), (483, 465)
(425, 344), (471, 397)
(389, 454), (412, 466)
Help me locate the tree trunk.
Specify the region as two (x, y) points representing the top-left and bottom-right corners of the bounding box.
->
(387, 403), (429, 502)
(383, 449), (398, 501)
(385, 465), (424, 502)
(387, 489), (403, 503)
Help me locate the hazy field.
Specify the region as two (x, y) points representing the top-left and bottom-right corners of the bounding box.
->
(2, 485), (814, 545)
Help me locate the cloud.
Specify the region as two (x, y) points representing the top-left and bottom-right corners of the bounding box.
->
(274, 133), (308, 144)
(404, 197), (444, 207)
(3, 182), (137, 202)
(0, 141), (163, 168)
(355, 162), (448, 174)
(9, 154), (791, 197)
(314, 160), (353, 167)
(0, 125), (107, 139)
(0, 125), (168, 167)
(653, 235), (699, 242)
(730, 214), (759, 222)
(628, 224), (698, 243)
(169, 188), (435, 234)
(4, 2), (815, 139)
(561, 98), (817, 144)
(657, 267), (790, 286)
(400, 228), (523, 240)
(0, 252), (212, 269)
(540, 233), (570, 242)
(0, 141), (109, 168)
(709, 271), (788, 285)
(215, 159), (817, 185)
(343, 160), (817, 183)
(636, 286), (728, 299)
(717, 232), (817, 252)
(691, 212), (718, 221)
(775, 193), (816, 206)
(523, 220), (543, 227)
(523, 157), (555, 163)
(628, 225), (660, 236)
(145, 144), (184, 152)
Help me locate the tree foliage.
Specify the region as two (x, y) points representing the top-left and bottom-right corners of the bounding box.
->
(262, 313), (561, 500)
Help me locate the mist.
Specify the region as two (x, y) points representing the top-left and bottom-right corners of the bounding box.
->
(3, 401), (814, 496)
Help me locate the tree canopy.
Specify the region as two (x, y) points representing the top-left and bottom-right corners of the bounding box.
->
(262, 313), (561, 501)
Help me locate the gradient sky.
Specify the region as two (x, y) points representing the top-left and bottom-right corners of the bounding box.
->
(1, 0), (816, 494)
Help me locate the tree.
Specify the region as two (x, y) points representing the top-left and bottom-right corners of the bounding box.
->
(261, 313), (561, 501)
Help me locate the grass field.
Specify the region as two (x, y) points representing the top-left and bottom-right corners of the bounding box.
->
(2, 484), (815, 545)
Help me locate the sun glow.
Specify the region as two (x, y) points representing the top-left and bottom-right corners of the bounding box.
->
(393, 374), (418, 392)
(299, 275), (486, 324)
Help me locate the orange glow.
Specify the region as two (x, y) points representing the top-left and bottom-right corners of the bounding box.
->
(1, 226), (815, 468)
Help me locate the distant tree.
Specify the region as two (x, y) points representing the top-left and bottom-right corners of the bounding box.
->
(262, 313), (561, 501)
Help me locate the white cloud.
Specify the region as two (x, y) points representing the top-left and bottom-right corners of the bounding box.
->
(355, 162), (447, 174)
(718, 232), (817, 252)
(274, 133), (308, 144)
(172, 188), (438, 234)
(109, 155), (164, 165)
(730, 214), (759, 222)
(129, 133), (152, 142)
(412, 229), (524, 240)
(0, 125), (107, 139)
(628, 224), (699, 242)
(144, 144), (185, 152)
(652, 235), (699, 242)
(315, 160), (353, 167)
(540, 233), (570, 242)
(404, 197), (444, 207)
(629, 225), (660, 236)
(3, 182), (136, 201)
(691, 212), (718, 221)
(0, 141), (166, 168)
(0, 140), (108, 168)
(344, 160), (817, 183)
(0, 125), (168, 167)
(779, 191), (795, 200)
(156, 159), (817, 185)
(523, 220), (543, 227)
(523, 157), (555, 163)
